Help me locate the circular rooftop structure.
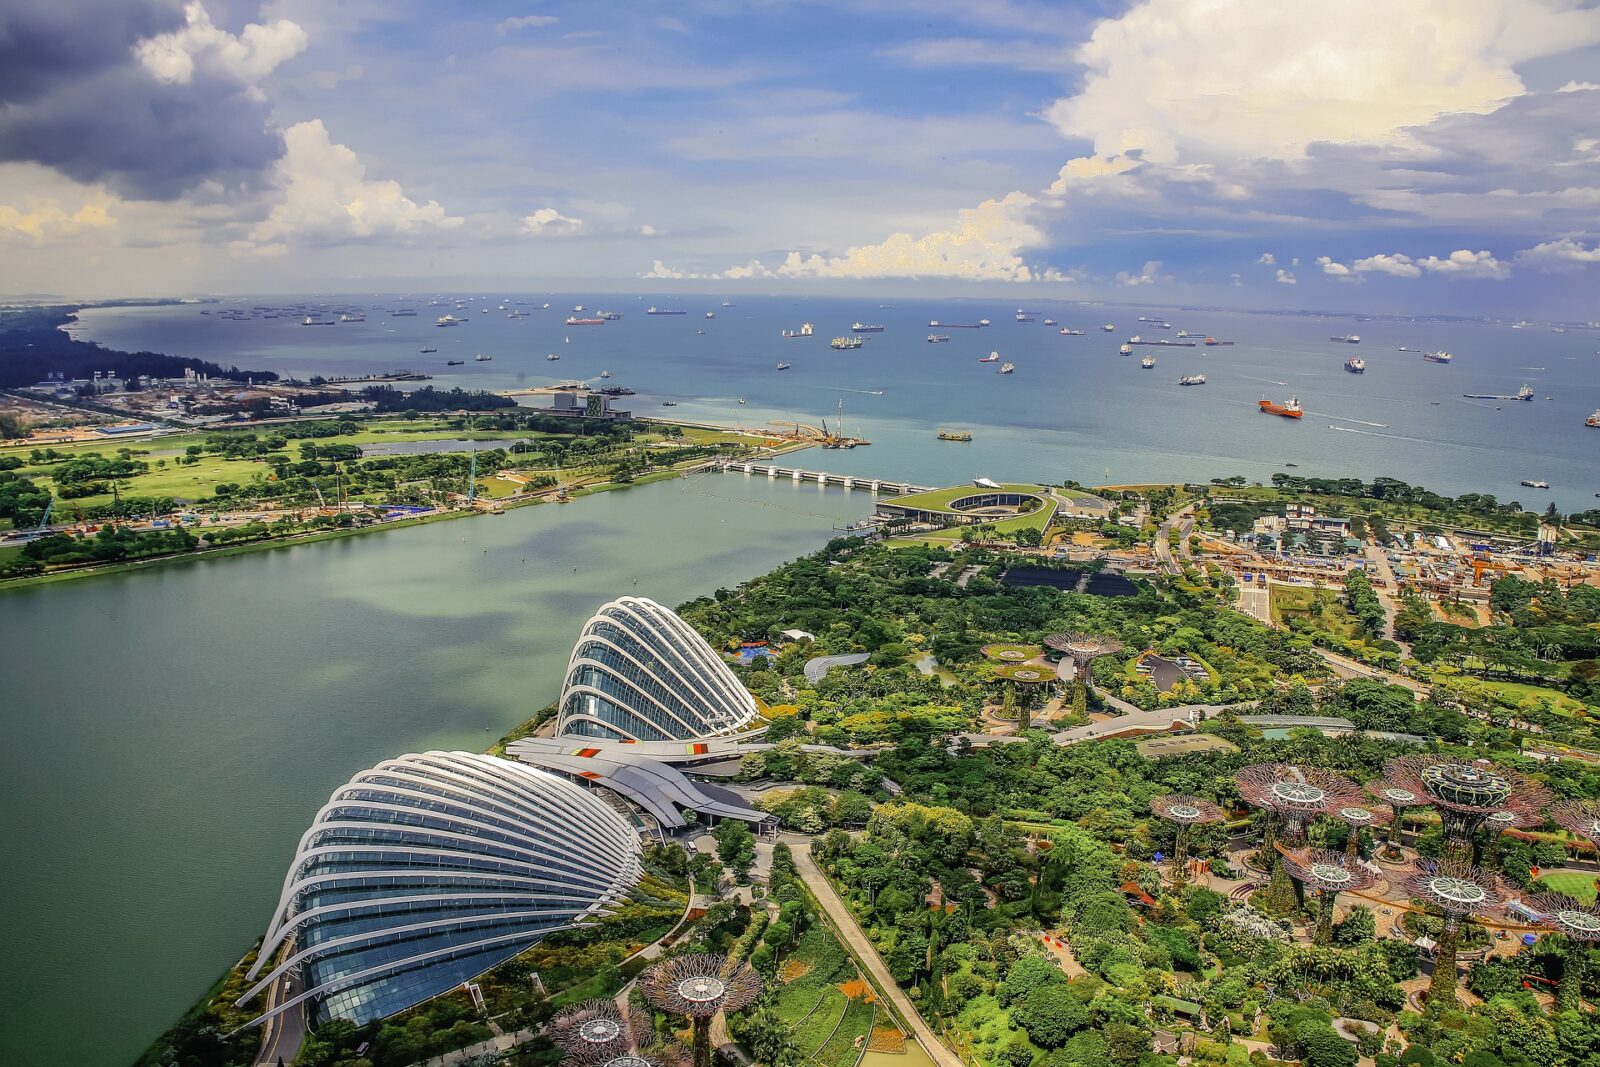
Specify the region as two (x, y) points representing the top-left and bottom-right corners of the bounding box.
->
(1421, 762), (1512, 810)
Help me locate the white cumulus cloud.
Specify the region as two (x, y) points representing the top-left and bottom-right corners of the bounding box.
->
(1275, 269), (1296, 285)
(1417, 249), (1509, 278)
(1353, 252), (1421, 278)
(1256, 252), (1276, 265)
(1116, 260), (1167, 287)
(520, 207), (583, 235)
(1516, 237), (1600, 268)
(1317, 256), (1354, 278)
(250, 120), (462, 246)
(137, 1), (308, 88)
(0, 194), (117, 242)
(771, 191), (1044, 281)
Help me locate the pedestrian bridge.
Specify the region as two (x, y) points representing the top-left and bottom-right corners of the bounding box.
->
(711, 459), (932, 495)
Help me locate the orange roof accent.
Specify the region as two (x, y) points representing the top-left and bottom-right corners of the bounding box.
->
(575, 748), (600, 758)
(578, 770), (603, 780)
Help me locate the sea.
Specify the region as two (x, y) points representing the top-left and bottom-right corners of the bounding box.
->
(69, 294), (1600, 510)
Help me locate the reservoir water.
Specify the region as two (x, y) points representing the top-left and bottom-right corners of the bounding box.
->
(0, 478), (872, 1066)
(71, 296), (1600, 509)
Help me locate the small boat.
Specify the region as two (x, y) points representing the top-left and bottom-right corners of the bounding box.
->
(573, 305), (584, 312)
(978, 352), (1000, 363)
(475, 353), (493, 362)
(662, 400), (678, 407)
(1102, 323), (1116, 332)
(721, 299), (734, 307)
(1044, 319), (1057, 326)
(705, 311), (715, 319)
(1176, 330), (1189, 338)
(507, 309), (527, 319)
(937, 429), (972, 441)
(599, 370), (611, 378)
(1521, 479), (1550, 489)
(997, 361), (1015, 374)
(420, 347), (438, 353)
(978, 318), (991, 327)
(776, 362), (791, 370)
(927, 334), (951, 343)
(1259, 396), (1303, 418)
(737, 397), (746, 404)
(1179, 374), (1206, 386)
(1140, 357), (1155, 369)
(546, 353), (560, 361)
(446, 359), (465, 366)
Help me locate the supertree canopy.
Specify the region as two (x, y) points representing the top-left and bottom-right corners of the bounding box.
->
(1281, 848), (1379, 944)
(1403, 859), (1503, 1010)
(1550, 798), (1600, 848)
(1526, 891), (1600, 1014)
(1384, 756), (1550, 861)
(1332, 802), (1391, 862)
(1044, 632), (1124, 716)
(550, 999), (653, 1060)
(640, 954), (762, 1067)
(1236, 764), (1364, 913)
(1366, 779), (1423, 856)
(1150, 794), (1225, 878)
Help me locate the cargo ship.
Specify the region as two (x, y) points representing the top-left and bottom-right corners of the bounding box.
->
(566, 316), (605, 325)
(1587, 410), (1600, 428)
(1179, 374), (1206, 386)
(782, 323), (815, 338)
(1129, 337), (1196, 347)
(646, 307), (686, 315)
(1259, 396), (1303, 418)
(830, 336), (864, 350)
(979, 352), (1000, 363)
(598, 311), (622, 320)
(997, 361), (1015, 374)
(851, 322), (885, 332)
(1203, 337), (1235, 346)
(1043, 318), (1057, 326)
(475, 353), (493, 362)
(776, 362), (791, 370)
(446, 359), (464, 365)
(1119, 342), (1133, 356)
(339, 311), (365, 322)
(926, 334), (950, 343)
(1102, 323), (1116, 331)
(929, 320), (981, 329)
(546, 353), (560, 361)
(302, 315), (336, 326)
(1059, 327), (1084, 336)
(420, 347), (438, 353)
(435, 315), (460, 327)
(1140, 356), (1155, 369)
(1463, 384), (1534, 401)
(1423, 350), (1453, 363)
(1015, 312), (1036, 322)
(1344, 357), (1366, 373)
(1330, 334), (1361, 344)
(937, 429), (972, 441)
(1521, 479), (1550, 489)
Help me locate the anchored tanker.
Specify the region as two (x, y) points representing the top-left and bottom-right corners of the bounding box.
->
(1259, 396), (1303, 418)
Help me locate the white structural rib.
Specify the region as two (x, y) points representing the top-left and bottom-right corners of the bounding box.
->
(556, 596), (759, 741)
(240, 751), (641, 1028)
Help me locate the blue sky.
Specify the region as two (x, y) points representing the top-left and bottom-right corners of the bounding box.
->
(2, 0), (1599, 315)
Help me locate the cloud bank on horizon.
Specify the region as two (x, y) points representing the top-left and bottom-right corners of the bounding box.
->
(0, 0), (1597, 313)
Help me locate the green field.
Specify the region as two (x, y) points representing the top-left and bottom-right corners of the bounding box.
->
(1534, 870), (1599, 903)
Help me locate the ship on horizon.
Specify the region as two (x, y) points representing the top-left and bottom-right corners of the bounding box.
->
(646, 307), (686, 315)
(566, 316), (605, 325)
(997, 361), (1015, 374)
(927, 334), (951, 343)
(783, 323), (815, 338)
(1203, 337), (1235, 346)
(1423, 350), (1454, 363)
(1259, 396), (1303, 418)
(831, 336), (864, 350)
(1179, 374), (1206, 386)
(930, 320), (982, 329)
(1345, 357), (1366, 373)
(1463, 384), (1534, 401)
(1140, 356), (1155, 369)
(1331, 334), (1361, 344)
(1059, 327), (1085, 336)
(851, 322), (885, 332)
(979, 351), (1000, 363)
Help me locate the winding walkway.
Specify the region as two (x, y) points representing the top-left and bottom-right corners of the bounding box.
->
(790, 837), (964, 1067)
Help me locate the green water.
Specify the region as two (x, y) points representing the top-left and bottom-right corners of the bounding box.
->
(0, 476), (871, 1066)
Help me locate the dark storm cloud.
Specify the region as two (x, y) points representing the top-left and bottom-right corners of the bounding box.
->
(0, 0), (286, 199)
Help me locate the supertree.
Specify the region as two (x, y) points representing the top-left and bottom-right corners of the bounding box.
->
(1384, 756), (1551, 863)
(1332, 802), (1390, 863)
(1525, 891), (1600, 1014)
(1150, 794), (1225, 882)
(1403, 859), (1503, 1011)
(640, 954), (762, 1067)
(1044, 632), (1124, 717)
(1367, 778), (1424, 858)
(1482, 806), (1543, 868)
(1550, 798), (1600, 853)
(550, 999), (654, 1061)
(1281, 848), (1379, 945)
(1235, 763), (1364, 912)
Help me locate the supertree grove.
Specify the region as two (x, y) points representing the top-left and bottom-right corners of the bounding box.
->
(1332, 801), (1390, 862)
(1403, 859), (1502, 1011)
(1366, 779), (1424, 858)
(1236, 763), (1364, 912)
(550, 999), (654, 1061)
(1044, 632), (1124, 716)
(1281, 848), (1379, 944)
(1550, 798), (1600, 850)
(1150, 794), (1225, 881)
(640, 954), (762, 1067)
(1525, 891), (1600, 1014)
(1383, 756), (1550, 862)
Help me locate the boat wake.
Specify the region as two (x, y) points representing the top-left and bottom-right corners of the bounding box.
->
(1309, 412), (1388, 428)
(791, 384), (886, 396)
(1241, 375), (1288, 387)
(1328, 425), (1437, 445)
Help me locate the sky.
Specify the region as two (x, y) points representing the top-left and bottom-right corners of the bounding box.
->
(2, 0), (1599, 315)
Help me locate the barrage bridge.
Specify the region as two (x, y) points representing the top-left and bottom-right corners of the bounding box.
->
(708, 458), (932, 495)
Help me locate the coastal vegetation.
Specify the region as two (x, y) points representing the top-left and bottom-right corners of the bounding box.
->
(0, 307), (280, 388)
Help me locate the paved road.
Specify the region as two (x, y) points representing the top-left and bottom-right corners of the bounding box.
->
(791, 838), (965, 1067)
(1361, 543), (1413, 657)
(252, 970), (305, 1067)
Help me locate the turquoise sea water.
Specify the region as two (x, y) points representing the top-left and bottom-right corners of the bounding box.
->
(71, 295), (1600, 509)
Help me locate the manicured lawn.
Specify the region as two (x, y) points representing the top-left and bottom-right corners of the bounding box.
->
(817, 995), (874, 1067)
(1535, 870), (1599, 903)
